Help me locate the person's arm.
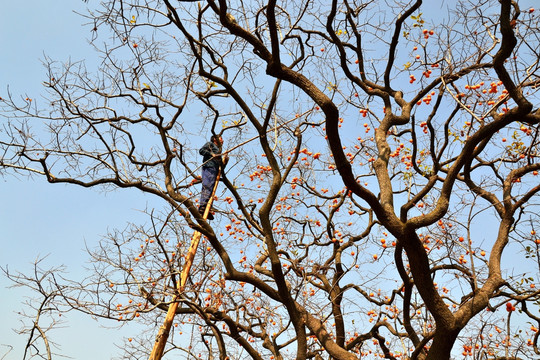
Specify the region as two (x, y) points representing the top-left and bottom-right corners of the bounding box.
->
(199, 142), (215, 157)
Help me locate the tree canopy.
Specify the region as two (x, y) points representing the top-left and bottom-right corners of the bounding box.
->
(2, 0), (540, 359)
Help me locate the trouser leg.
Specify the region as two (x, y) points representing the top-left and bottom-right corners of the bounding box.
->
(199, 167), (218, 210)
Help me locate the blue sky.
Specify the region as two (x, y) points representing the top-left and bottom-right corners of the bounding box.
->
(1, 0), (538, 359)
(0, 2), (149, 358)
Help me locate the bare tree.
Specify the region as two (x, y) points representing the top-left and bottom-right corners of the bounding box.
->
(3, 260), (70, 360)
(2, 0), (540, 359)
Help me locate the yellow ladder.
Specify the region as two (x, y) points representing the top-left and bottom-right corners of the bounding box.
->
(148, 169), (221, 360)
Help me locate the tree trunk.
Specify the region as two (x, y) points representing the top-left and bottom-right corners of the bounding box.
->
(425, 330), (460, 360)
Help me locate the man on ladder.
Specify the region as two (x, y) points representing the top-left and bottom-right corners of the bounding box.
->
(148, 134), (228, 360)
(198, 134), (227, 220)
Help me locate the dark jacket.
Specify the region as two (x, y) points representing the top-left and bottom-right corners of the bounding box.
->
(199, 141), (222, 169)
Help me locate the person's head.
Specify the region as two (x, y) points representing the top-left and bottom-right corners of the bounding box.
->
(211, 134), (223, 146)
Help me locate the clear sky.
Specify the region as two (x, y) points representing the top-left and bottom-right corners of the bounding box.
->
(0, 2), (150, 359)
(1, 1), (537, 360)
